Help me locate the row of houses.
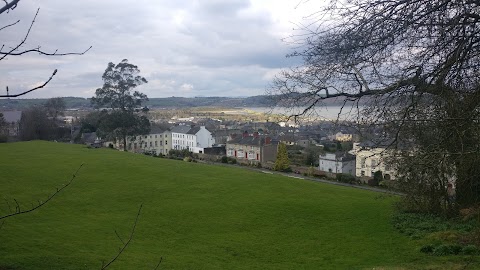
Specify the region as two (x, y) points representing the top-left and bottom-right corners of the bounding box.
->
(108, 125), (216, 155)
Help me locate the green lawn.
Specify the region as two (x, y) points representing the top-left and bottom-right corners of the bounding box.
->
(0, 141), (477, 269)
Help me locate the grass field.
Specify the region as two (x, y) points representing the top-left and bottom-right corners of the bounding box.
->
(0, 141), (478, 269)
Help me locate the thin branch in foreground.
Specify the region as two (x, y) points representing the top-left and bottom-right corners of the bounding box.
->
(0, 7), (39, 62)
(101, 204), (143, 270)
(0, 69), (57, 98)
(0, 19), (19, 31)
(0, 45), (92, 56)
(153, 257), (163, 270)
(0, 163), (84, 220)
(0, 0), (19, 15)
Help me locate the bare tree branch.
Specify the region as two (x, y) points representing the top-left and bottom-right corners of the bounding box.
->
(0, 163), (84, 221)
(0, 69), (57, 98)
(101, 204), (143, 270)
(0, 0), (19, 15)
(0, 19), (19, 31)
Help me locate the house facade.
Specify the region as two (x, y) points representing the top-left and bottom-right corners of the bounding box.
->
(226, 135), (277, 164)
(318, 152), (356, 175)
(118, 127), (172, 155)
(171, 125), (215, 153)
(352, 142), (396, 179)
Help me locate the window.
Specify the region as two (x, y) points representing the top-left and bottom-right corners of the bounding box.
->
(144, 143), (147, 148)
(227, 149), (234, 156)
(385, 164), (391, 171)
(361, 158), (366, 168)
(165, 140), (168, 145)
(155, 141), (158, 147)
(371, 159), (377, 168)
(361, 170), (365, 176)
(150, 142), (152, 147)
(237, 150), (244, 158)
(155, 135), (157, 138)
(248, 151), (255, 160)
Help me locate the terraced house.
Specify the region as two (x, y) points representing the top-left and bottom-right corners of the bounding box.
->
(226, 133), (278, 165)
(171, 125), (215, 153)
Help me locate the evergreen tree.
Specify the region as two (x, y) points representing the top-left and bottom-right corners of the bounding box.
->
(274, 143), (291, 172)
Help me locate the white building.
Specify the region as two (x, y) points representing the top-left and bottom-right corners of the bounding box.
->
(352, 142), (396, 180)
(171, 125), (215, 153)
(318, 152), (356, 175)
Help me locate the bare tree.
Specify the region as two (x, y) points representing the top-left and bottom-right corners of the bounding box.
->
(0, 1), (91, 98)
(270, 0), (480, 213)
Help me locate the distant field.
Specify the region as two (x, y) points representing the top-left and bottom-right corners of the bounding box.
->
(0, 141), (477, 269)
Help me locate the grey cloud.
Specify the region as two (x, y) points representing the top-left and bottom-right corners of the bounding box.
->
(0, 0), (299, 98)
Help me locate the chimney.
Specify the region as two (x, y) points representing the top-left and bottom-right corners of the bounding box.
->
(243, 130), (249, 138)
(253, 132), (259, 138)
(265, 137), (271, 145)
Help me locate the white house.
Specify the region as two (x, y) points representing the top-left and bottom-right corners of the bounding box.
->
(318, 152), (356, 175)
(352, 142), (396, 180)
(171, 125), (215, 153)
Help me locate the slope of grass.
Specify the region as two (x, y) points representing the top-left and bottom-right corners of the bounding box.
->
(0, 141), (477, 269)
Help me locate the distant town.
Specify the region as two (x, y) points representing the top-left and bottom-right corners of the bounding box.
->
(1, 96), (391, 187)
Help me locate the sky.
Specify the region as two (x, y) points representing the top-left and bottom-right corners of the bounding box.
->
(0, 0), (319, 98)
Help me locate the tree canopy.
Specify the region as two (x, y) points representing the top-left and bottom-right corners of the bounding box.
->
(91, 59), (148, 112)
(92, 59), (150, 151)
(271, 0), (480, 213)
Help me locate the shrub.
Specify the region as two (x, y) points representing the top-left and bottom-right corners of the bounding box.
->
(367, 178), (379, 186)
(183, 157), (192, 162)
(336, 174), (356, 184)
(221, 156), (228, 163)
(0, 134), (7, 143)
(461, 245), (479, 255)
(420, 244), (435, 253)
(432, 244), (462, 256)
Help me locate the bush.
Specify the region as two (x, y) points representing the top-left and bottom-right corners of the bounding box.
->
(183, 157), (192, 162)
(221, 156), (228, 163)
(461, 245), (479, 255)
(0, 134), (7, 143)
(432, 244), (462, 256)
(367, 178), (379, 186)
(420, 244), (435, 253)
(336, 173), (356, 184)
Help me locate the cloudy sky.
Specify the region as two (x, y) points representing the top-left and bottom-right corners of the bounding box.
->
(0, 0), (318, 98)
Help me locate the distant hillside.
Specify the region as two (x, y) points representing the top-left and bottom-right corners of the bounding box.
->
(0, 95), (364, 110)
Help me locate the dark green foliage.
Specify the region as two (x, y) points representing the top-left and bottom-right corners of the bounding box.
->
(0, 134), (7, 143)
(168, 149), (192, 159)
(221, 156), (228, 163)
(19, 106), (55, 141)
(91, 60), (150, 151)
(462, 245), (479, 255)
(274, 143), (290, 172)
(336, 173), (356, 184)
(91, 59), (148, 111)
(432, 244), (462, 256)
(374, 170), (383, 182)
